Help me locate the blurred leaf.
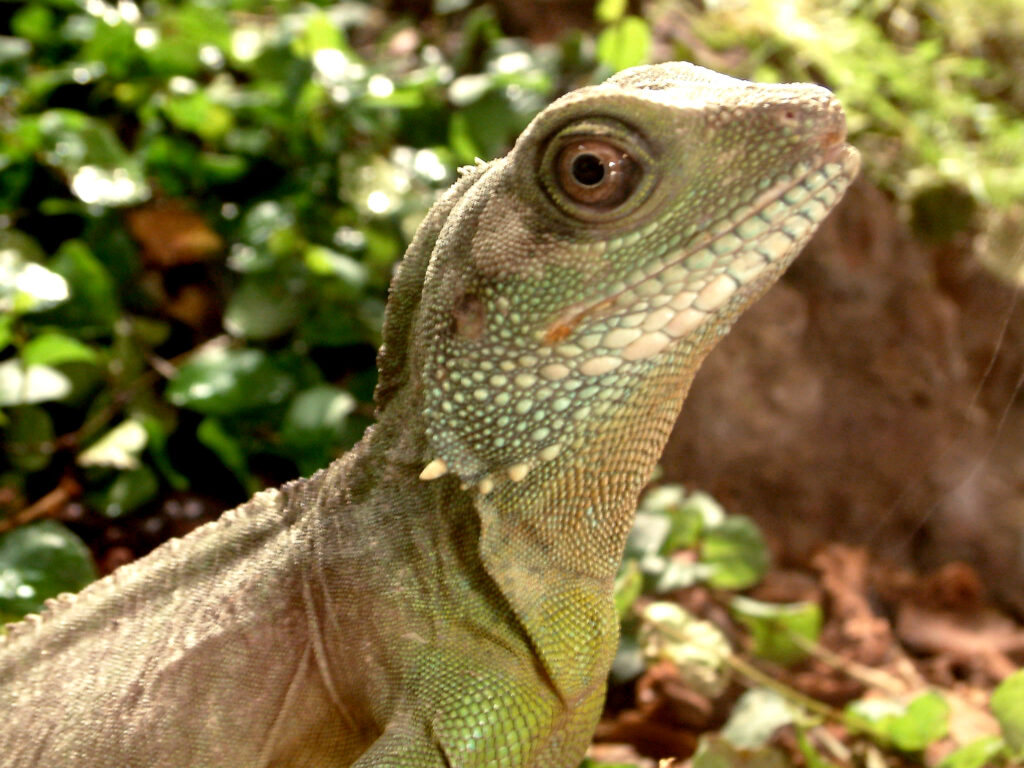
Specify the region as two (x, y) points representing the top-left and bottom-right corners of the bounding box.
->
(11, 5), (57, 45)
(846, 691), (949, 752)
(88, 466), (160, 518)
(167, 347), (295, 415)
(991, 669), (1024, 756)
(0, 36), (32, 66)
(596, 16), (651, 72)
(42, 240), (119, 332)
(0, 520), (97, 622)
(721, 688), (795, 749)
(595, 0), (628, 24)
(0, 316), (12, 351)
(21, 332), (99, 366)
(3, 405), (55, 472)
(197, 416), (254, 492)
(35, 109), (150, 206)
(138, 412), (188, 491)
(163, 92), (234, 142)
(730, 596), (823, 666)
(641, 601), (732, 698)
(78, 419), (149, 470)
(700, 515), (770, 590)
(609, 632), (645, 685)
(280, 385), (357, 475)
(126, 203), (223, 268)
(613, 557), (643, 620)
(223, 276), (305, 340)
(890, 692), (950, 751)
(663, 496), (710, 553)
(0, 360), (71, 406)
(0, 234), (69, 315)
(936, 736), (1007, 768)
(623, 511), (671, 559)
(281, 385), (355, 444)
(297, 11), (346, 59)
(304, 246), (368, 291)
(692, 735), (791, 768)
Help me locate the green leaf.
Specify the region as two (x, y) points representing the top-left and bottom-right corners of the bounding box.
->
(992, 669), (1024, 756)
(936, 736), (1006, 768)
(88, 466), (159, 518)
(641, 601), (732, 697)
(141, 419), (189, 491)
(596, 16), (652, 73)
(2, 405), (55, 472)
(162, 92), (235, 142)
(0, 232), (68, 315)
(167, 347), (296, 415)
(296, 11), (345, 58)
(692, 735), (791, 768)
(21, 332), (99, 366)
(0, 520), (97, 622)
(595, 0), (628, 24)
(281, 385), (356, 444)
(700, 515), (770, 590)
(279, 384), (358, 474)
(613, 558), (644, 620)
(0, 360), (71, 406)
(197, 416), (255, 493)
(730, 596), (823, 666)
(623, 511), (671, 559)
(35, 109), (150, 206)
(846, 691), (949, 752)
(721, 688), (796, 749)
(77, 419), (149, 470)
(304, 246), (368, 291)
(11, 4), (57, 45)
(891, 692), (950, 751)
(223, 276), (305, 340)
(663, 494), (714, 553)
(43, 240), (119, 332)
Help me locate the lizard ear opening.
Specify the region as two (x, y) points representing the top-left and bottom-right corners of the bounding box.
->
(540, 118), (656, 223)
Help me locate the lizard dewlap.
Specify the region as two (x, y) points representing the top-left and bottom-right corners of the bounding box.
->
(0, 62), (859, 767)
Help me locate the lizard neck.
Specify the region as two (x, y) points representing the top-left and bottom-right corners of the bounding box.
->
(370, 338), (699, 706)
(472, 369), (696, 705)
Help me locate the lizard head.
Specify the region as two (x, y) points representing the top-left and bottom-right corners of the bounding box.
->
(407, 62), (860, 494)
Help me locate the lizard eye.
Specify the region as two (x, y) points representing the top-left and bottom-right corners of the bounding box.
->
(555, 140), (640, 209)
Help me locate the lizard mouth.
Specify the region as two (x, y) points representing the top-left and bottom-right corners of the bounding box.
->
(542, 144), (860, 359)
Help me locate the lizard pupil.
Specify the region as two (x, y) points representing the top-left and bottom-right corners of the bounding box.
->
(555, 138), (640, 210)
(571, 154), (605, 186)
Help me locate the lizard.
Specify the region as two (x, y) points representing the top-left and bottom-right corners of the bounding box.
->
(0, 61), (859, 767)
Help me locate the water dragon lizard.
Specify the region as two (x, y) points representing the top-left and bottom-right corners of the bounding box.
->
(0, 62), (859, 767)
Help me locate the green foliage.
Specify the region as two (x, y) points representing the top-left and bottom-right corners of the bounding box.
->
(616, 485), (1023, 767)
(991, 669), (1024, 759)
(692, 735), (791, 768)
(619, 484), (771, 598)
(676, 0), (1024, 267)
(640, 600), (733, 697)
(845, 691), (950, 752)
(730, 595), (822, 666)
(0, 0), (612, 593)
(0, 520), (98, 624)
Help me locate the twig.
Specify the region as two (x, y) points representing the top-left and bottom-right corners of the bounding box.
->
(0, 476), (82, 535)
